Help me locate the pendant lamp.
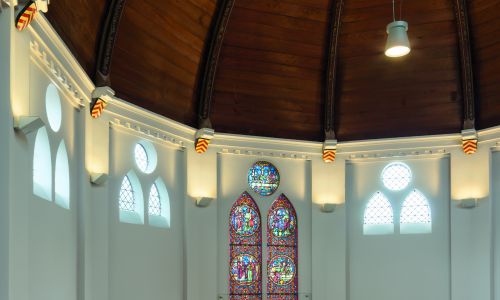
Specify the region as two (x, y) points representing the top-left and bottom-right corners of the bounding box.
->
(385, 0), (410, 57)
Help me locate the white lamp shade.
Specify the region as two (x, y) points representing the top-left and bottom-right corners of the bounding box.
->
(385, 20), (410, 57)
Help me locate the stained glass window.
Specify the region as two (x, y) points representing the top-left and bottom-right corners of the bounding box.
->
(267, 194), (298, 300)
(119, 176), (135, 212)
(229, 192), (262, 300)
(248, 161), (280, 196)
(381, 162), (412, 191)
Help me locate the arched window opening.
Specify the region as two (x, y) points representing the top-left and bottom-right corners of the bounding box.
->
(267, 194), (298, 299)
(229, 192), (262, 300)
(33, 127), (52, 201)
(381, 162), (412, 191)
(400, 189), (432, 234)
(148, 179), (171, 228)
(119, 176), (135, 212)
(148, 184), (161, 216)
(118, 171), (144, 224)
(55, 141), (70, 209)
(363, 192), (394, 235)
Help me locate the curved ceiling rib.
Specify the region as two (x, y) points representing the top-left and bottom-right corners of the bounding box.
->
(452, 0), (476, 130)
(324, 0), (345, 140)
(95, 0), (128, 87)
(197, 0), (236, 129)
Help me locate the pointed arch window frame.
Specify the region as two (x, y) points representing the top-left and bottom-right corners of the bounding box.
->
(400, 189), (432, 234)
(229, 192), (263, 300)
(363, 191), (395, 235)
(267, 194), (298, 300)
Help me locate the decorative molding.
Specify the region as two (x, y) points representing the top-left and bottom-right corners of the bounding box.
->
(324, 0), (344, 139)
(109, 117), (186, 150)
(94, 0), (127, 86)
(29, 14), (94, 96)
(453, 0), (476, 130)
(197, 0), (235, 128)
(220, 147), (312, 161)
(29, 39), (85, 108)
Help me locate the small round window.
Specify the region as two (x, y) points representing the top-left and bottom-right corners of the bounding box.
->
(45, 84), (62, 132)
(381, 162), (412, 191)
(134, 141), (157, 174)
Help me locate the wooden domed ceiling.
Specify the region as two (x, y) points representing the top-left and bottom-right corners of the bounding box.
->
(46, 0), (500, 142)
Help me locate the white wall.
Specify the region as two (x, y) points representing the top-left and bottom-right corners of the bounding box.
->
(1, 6), (500, 300)
(347, 157), (450, 300)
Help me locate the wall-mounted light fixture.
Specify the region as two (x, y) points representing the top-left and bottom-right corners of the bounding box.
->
(320, 203), (337, 213)
(193, 196), (213, 207)
(458, 198), (478, 209)
(90, 172), (108, 185)
(385, 0), (410, 57)
(13, 116), (44, 135)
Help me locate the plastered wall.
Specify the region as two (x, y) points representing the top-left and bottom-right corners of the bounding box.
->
(1, 7), (500, 300)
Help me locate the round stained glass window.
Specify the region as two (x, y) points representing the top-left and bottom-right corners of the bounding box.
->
(381, 162), (412, 191)
(268, 207), (296, 238)
(231, 205), (260, 236)
(268, 255), (296, 286)
(230, 254), (260, 285)
(247, 161), (280, 196)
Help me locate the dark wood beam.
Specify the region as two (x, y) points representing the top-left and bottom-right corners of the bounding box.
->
(94, 0), (127, 87)
(452, 0), (476, 130)
(324, 0), (344, 140)
(197, 0), (236, 129)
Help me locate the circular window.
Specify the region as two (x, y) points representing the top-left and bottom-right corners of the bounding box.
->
(45, 84), (62, 132)
(134, 141), (157, 174)
(231, 205), (260, 236)
(268, 255), (296, 285)
(230, 254), (260, 285)
(381, 162), (412, 191)
(248, 161), (280, 196)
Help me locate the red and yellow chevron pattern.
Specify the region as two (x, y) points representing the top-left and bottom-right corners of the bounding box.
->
(15, 1), (37, 32)
(195, 138), (210, 154)
(323, 149), (336, 163)
(90, 98), (107, 119)
(462, 139), (477, 155)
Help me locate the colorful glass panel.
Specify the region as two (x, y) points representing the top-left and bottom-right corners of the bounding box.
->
(231, 205), (260, 236)
(267, 194), (298, 299)
(230, 192), (262, 299)
(269, 207), (296, 238)
(247, 161), (280, 196)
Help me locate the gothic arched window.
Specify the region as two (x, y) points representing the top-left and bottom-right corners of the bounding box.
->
(363, 192), (394, 235)
(229, 192), (262, 300)
(400, 189), (432, 234)
(267, 194), (298, 299)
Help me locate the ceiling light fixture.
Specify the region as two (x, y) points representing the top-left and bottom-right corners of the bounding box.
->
(385, 0), (410, 58)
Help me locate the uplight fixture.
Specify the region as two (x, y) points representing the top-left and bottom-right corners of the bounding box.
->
(385, 0), (410, 57)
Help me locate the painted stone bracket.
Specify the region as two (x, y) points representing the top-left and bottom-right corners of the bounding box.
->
(323, 139), (338, 163)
